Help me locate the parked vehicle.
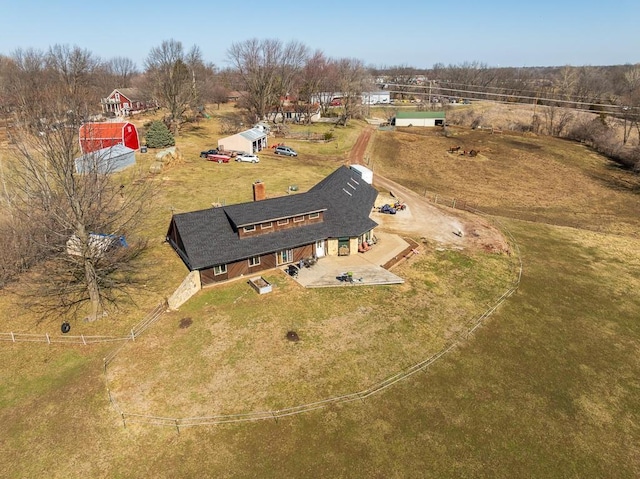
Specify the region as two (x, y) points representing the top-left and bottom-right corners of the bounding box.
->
(235, 153), (260, 163)
(274, 145), (298, 157)
(206, 153), (231, 163)
(200, 149), (219, 158)
(379, 204), (397, 214)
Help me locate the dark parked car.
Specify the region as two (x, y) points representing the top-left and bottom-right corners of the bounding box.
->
(200, 149), (219, 158)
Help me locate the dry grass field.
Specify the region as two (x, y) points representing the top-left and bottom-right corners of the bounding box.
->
(0, 105), (639, 478)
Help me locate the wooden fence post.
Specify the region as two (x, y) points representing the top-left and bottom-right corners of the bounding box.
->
(11, 332), (15, 343)
(46, 333), (50, 344)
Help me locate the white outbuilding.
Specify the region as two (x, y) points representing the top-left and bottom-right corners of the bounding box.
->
(218, 127), (268, 154)
(392, 111), (446, 127)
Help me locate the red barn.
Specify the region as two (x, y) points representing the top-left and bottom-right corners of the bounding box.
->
(79, 122), (140, 154)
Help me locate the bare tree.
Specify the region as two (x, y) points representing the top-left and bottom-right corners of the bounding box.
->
(333, 58), (369, 126)
(106, 56), (139, 87)
(4, 47), (152, 322)
(144, 39), (204, 134)
(226, 38), (308, 122)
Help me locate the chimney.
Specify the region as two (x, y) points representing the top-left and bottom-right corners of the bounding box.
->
(253, 180), (266, 201)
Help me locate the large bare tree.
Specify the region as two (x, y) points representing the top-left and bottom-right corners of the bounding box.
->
(226, 38), (308, 122)
(4, 46), (152, 322)
(144, 39), (205, 134)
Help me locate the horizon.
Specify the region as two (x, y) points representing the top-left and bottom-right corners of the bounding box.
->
(1, 0), (639, 70)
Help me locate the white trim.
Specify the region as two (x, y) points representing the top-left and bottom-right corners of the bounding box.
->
(248, 256), (260, 267)
(213, 264), (227, 275)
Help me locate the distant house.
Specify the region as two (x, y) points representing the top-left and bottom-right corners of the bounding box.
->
(392, 111), (446, 127)
(74, 144), (136, 174)
(101, 88), (155, 116)
(166, 166), (378, 286)
(79, 122), (140, 154)
(218, 127), (268, 154)
(265, 104), (321, 123)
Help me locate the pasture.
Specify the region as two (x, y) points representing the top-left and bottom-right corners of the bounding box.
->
(0, 111), (639, 478)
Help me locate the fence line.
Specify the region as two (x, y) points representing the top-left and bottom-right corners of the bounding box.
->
(103, 212), (523, 428)
(1, 300), (167, 348)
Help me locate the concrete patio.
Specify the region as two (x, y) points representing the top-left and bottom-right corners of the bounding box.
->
(284, 231), (411, 288)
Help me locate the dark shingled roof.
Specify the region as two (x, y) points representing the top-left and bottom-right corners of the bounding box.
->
(168, 166), (378, 270)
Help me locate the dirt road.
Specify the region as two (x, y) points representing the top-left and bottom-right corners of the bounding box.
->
(349, 128), (509, 253)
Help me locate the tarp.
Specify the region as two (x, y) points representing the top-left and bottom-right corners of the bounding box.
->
(74, 144), (136, 174)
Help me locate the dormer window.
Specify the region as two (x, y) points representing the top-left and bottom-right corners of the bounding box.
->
(243, 225), (256, 232)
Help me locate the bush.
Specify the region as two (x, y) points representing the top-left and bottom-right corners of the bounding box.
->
(145, 121), (175, 148)
(324, 131), (334, 141)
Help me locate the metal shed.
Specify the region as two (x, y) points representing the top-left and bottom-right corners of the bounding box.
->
(74, 144), (136, 174)
(218, 127), (268, 154)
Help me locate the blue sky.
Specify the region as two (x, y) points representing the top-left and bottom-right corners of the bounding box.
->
(1, 0), (638, 69)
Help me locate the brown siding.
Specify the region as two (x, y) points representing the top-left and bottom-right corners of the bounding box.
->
(199, 251), (280, 286)
(237, 211), (324, 239)
(200, 268), (227, 286)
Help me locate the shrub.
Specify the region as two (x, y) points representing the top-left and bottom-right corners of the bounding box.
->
(145, 121), (175, 148)
(324, 131), (334, 141)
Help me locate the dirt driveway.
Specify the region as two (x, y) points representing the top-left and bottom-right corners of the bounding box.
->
(349, 128), (509, 253)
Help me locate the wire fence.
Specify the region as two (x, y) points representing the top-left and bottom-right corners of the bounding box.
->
(0, 301), (167, 348)
(103, 204), (523, 430)
(1, 189), (522, 430)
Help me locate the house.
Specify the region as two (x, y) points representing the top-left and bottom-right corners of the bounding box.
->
(74, 144), (136, 174)
(166, 166), (378, 286)
(101, 88), (155, 116)
(218, 127), (268, 154)
(79, 122), (140, 154)
(265, 104), (321, 123)
(392, 111), (446, 127)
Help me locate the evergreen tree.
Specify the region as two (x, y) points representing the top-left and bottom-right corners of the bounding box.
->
(145, 121), (175, 148)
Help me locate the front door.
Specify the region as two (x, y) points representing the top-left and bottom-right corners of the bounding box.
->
(315, 240), (325, 258)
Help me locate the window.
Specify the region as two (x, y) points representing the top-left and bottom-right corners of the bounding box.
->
(260, 222), (273, 229)
(309, 212), (319, 219)
(248, 256), (260, 267)
(276, 249), (293, 265)
(293, 216), (304, 223)
(213, 264), (227, 275)
(243, 225), (256, 232)
(277, 219), (289, 226)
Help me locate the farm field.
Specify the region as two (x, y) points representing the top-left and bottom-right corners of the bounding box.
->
(1, 111), (639, 478)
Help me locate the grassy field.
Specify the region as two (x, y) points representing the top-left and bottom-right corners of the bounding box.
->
(1, 110), (639, 478)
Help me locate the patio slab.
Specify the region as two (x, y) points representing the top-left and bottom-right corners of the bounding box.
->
(285, 232), (410, 288)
